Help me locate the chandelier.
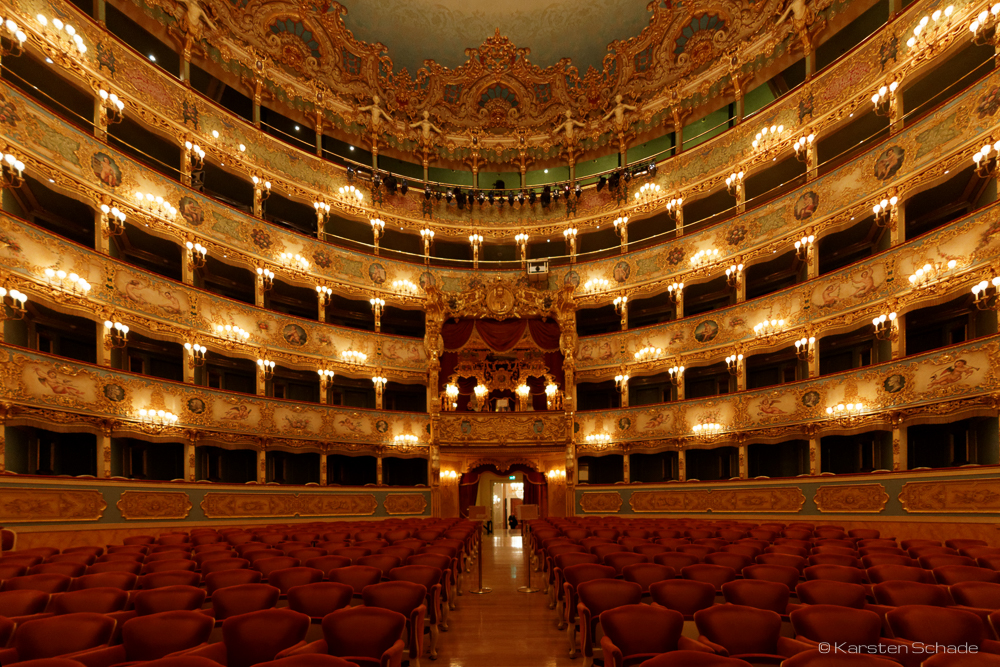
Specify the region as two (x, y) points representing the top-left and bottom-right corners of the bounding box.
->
(99, 204), (127, 236)
(794, 336), (815, 361)
(0, 286), (26, 320)
(725, 353), (743, 375)
(752, 124), (784, 153)
(339, 185), (364, 201)
(667, 281), (683, 303)
(0, 18), (27, 57)
(725, 263), (743, 288)
(668, 364), (685, 386)
(445, 383), (459, 411)
(793, 133), (815, 162)
(134, 192), (177, 219)
(184, 342), (206, 366)
(215, 323), (250, 342)
(256, 267), (275, 291)
(692, 423), (723, 440)
(278, 252), (310, 271)
(753, 318), (786, 341)
(256, 356), (276, 379)
(0, 153), (24, 188)
(871, 81), (899, 117)
(585, 278), (610, 292)
(634, 346), (663, 362)
(43, 268), (91, 295)
(97, 89), (125, 127)
(186, 241), (207, 268)
(872, 311), (898, 341)
(908, 5), (953, 48)
(691, 249), (720, 268)
(316, 285), (332, 305)
(341, 350), (368, 365)
(826, 402), (865, 425)
(35, 14), (87, 55)
(908, 260), (957, 287)
(103, 320), (129, 348)
(973, 275), (1000, 309)
(665, 197), (682, 222)
(394, 434), (419, 446)
(872, 196), (898, 227)
(634, 183), (661, 202)
(974, 141), (1000, 178)
(725, 171), (744, 197)
(585, 433), (612, 446)
(137, 408), (177, 434)
(392, 280), (417, 294)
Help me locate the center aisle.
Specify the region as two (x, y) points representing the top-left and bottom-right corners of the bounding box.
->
(433, 528), (576, 667)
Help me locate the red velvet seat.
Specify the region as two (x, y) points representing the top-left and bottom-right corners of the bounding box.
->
(952, 580), (1000, 609)
(600, 605), (710, 667)
(286, 582), (355, 624)
(210, 584), (281, 620)
(139, 570), (202, 589)
(721, 579), (790, 614)
(592, 544), (629, 561)
(575, 579), (642, 664)
(142, 559), (197, 574)
(887, 605), (1000, 667)
(6, 659), (94, 667)
(637, 650), (753, 666)
(742, 564), (800, 590)
(848, 529), (882, 540)
(804, 565), (865, 585)
(0, 589), (50, 620)
(362, 581), (426, 667)
(327, 566), (383, 598)
(26, 563), (83, 578)
(275, 606), (406, 667)
(268, 567), (325, 595)
(604, 552), (648, 576)
(811, 546), (857, 558)
(404, 554), (454, 614)
(303, 555), (352, 577)
(872, 579), (952, 607)
(561, 563), (616, 631)
(331, 548), (372, 564)
(807, 554), (860, 569)
(934, 565), (1000, 585)
(654, 552), (701, 570)
(387, 566), (443, 652)
(720, 545), (761, 559)
(790, 604), (894, 654)
(866, 564), (935, 585)
(919, 555), (978, 570)
(677, 545), (714, 560)
(85, 561), (142, 576)
(680, 564), (736, 591)
(0, 613), (115, 663)
(202, 558), (251, 576)
(383, 530), (411, 544)
(289, 548), (328, 562)
(95, 553), (142, 564)
(376, 547), (414, 563)
(181, 608), (311, 667)
(206, 569), (263, 595)
(945, 539), (989, 551)
(693, 603), (810, 663)
(703, 553), (752, 575)
(51, 587), (128, 615)
(649, 579), (716, 619)
(65, 610), (213, 666)
(2, 574), (71, 594)
(0, 563), (28, 580)
(779, 649), (901, 666)
(46, 554), (94, 566)
(794, 580), (867, 608)
(255, 557), (302, 578)
(861, 554), (915, 568)
(356, 556), (402, 581)
(193, 550), (237, 565)
(655, 538), (690, 550)
(144, 550), (192, 562)
(245, 549), (285, 564)
(551, 553), (602, 615)
(133, 584), (207, 615)
(621, 563), (674, 593)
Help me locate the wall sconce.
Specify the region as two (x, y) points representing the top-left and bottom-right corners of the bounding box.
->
(725, 353), (743, 375)
(972, 275), (1000, 309)
(100, 203), (126, 236)
(469, 233), (483, 268)
(316, 284), (332, 306)
(137, 408), (177, 434)
(278, 252), (309, 272)
(0, 153), (24, 189)
(872, 81), (899, 118)
(442, 469), (459, 482)
(35, 14), (87, 55)
(872, 311), (898, 341)
(134, 192), (177, 218)
(97, 89), (125, 128)
(208, 130), (246, 156)
(667, 281), (683, 303)
(970, 5), (999, 45)
(214, 323), (250, 342)
(256, 267), (275, 291)
(1, 18), (27, 57)
(394, 434), (419, 446)
(256, 355), (276, 379)
(909, 260), (957, 287)
(585, 278), (609, 292)
(794, 235), (815, 261)
(725, 171), (744, 196)
(43, 268), (91, 294)
(634, 183), (660, 202)
(725, 263), (744, 288)
(0, 286), (27, 320)
(613, 216), (628, 253)
(692, 423), (723, 440)
(341, 350), (368, 365)
(794, 336), (815, 361)
(392, 280), (417, 295)
(184, 141), (205, 171)
(184, 342), (206, 367)
(371, 218), (385, 255)
(691, 249), (720, 268)
(318, 368), (335, 381)
(421, 228), (435, 263)
(445, 383), (459, 411)
(516, 383), (531, 411)
(826, 401), (865, 425)
(752, 124), (784, 152)
(753, 318), (786, 341)
(547, 469), (566, 482)
(104, 320), (129, 348)
(668, 364), (684, 386)
(665, 198), (682, 222)
(564, 227), (578, 262)
(614, 294), (628, 331)
(185, 241), (207, 269)
(634, 346), (663, 362)
(908, 5), (954, 48)
(338, 185), (364, 202)
(370, 297), (385, 331)
(314, 200), (330, 230)
(546, 383), (561, 410)
(473, 384), (488, 409)
(372, 372), (387, 404)
(872, 196), (898, 227)
(251, 175), (271, 200)
(585, 432), (612, 446)
(974, 141), (1000, 178)
(515, 233), (529, 267)
(793, 133), (815, 162)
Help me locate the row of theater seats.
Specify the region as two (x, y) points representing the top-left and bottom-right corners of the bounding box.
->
(527, 518), (998, 667)
(0, 518), (478, 666)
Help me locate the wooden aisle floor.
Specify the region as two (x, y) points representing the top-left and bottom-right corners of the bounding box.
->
(432, 528), (575, 667)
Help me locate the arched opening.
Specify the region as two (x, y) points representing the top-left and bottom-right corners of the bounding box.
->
(458, 462), (548, 523)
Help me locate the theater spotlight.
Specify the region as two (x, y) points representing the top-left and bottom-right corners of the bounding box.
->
(648, 160), (657, 175)
(488, 191), (495, 205)
(608, 172), (621, 190)
(400, 180), (408, 195)
(446, 190), (454, 203)
(575, 184), (582, 198)
(435, 190), (442, 201)
(517, 191), (525, 205)
(507, 192), (515, 205)
(456, 190), (467, 209)
(541, 187), (551, 206)
(623, 170), (633, 183)
(424, 186), (431, 200)
(384, 175), (398, 193)
(597, 176), (607, 191)
(477, 191), (486, 205)
(552, 188), (560, 201)
(528, 190), (537, 204)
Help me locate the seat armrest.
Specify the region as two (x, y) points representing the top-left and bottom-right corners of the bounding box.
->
(677, 636), (713, 652)
(982, 638), (1000, 654)
(171, 642), (224, 662)
(599, 636), (623, 667)
(577, 602), (593, 658)
(275, 639), (327, 658)
(777, 636), (813, 657)
(696, 636), (728, 656)
(0, 647), (18, 664)
(380, 638), (405, 667)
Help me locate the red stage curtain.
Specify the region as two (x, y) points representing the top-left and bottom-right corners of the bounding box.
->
(474, 319), (527, 352)
(523, 471), (548, 517)
(458, 471), (481, 519)
(442, 318), (561, 352)
(442, 319), (476, 350)
(527, 319), (561, 351)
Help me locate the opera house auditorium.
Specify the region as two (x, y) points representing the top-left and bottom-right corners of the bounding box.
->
(0, 0), (997, 664)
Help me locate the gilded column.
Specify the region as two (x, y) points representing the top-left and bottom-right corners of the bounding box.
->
(738, 444), (748, 479)
(319, 454), (328, 486)
(185, 431), (196, 482)
(675, 289), (684, 319)
(891, 317), (905, 360)
(182, 347), (195, 384)
(891, 203), (906, 246)
(95, 211), (110, 255)
(807, 426), (820, 475)
(737, 359), (747, 392)
(891, 413), (907, 471)
(257, 448), (266, 484)
(0, 405), (8, 473)
(97, 421), (112, 479)
(255, 272), (266, 308)
(376, 454), (383, 486)
(807, 338), (819, 378)
(96, 322), (110, 368)
(677, 448), (686, 482)
(182, 244), (196, 286)
(622, 447), (630, 484)
(256, 364), (267, 397)
(806, 143), (818, 182)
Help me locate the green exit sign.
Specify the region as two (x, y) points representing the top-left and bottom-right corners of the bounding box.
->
(509, 475), (516, 480)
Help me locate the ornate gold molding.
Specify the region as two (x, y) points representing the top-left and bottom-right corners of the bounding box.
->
(383, 493), (428, 515)
(628, 487), (805, 513)
(813, 484), (889, 513)
(898, 479), (1000, 514)
(579, 491), (624, 513)
(117, 490), (193, 520)
(0, 488), (106, 523)
(200, 491), (382, 518)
